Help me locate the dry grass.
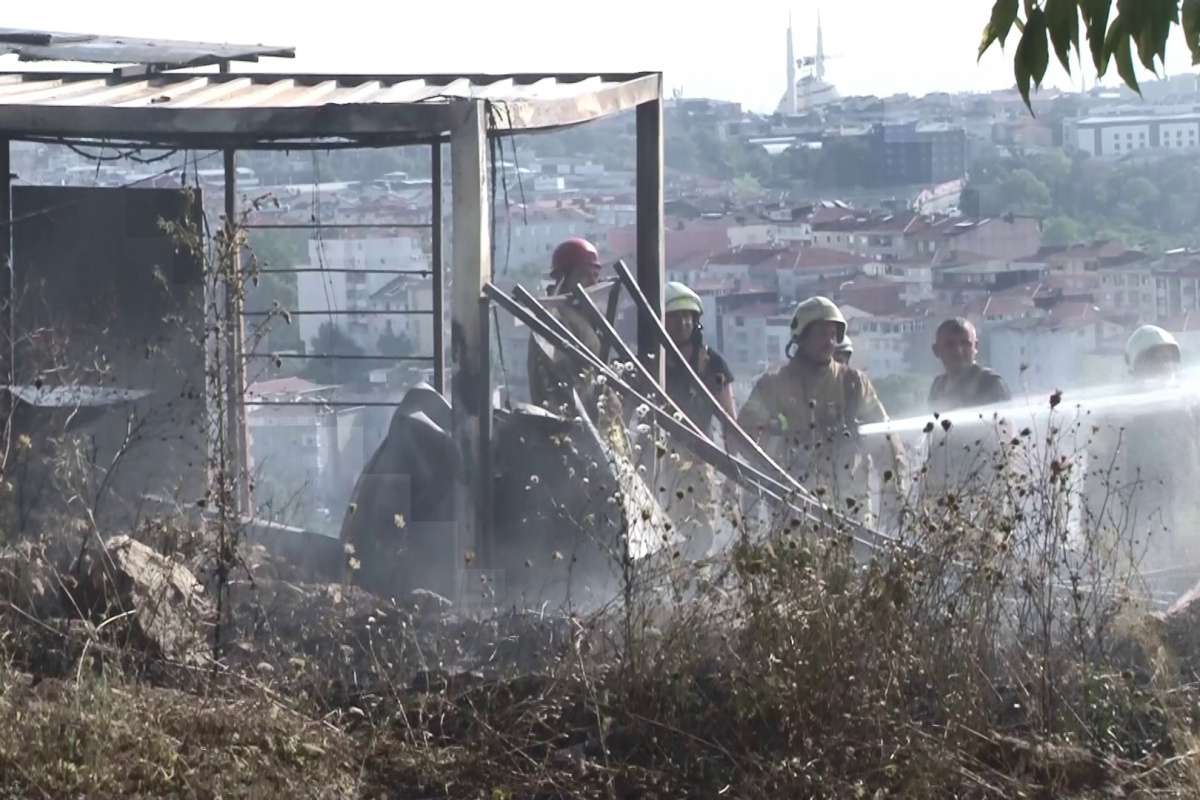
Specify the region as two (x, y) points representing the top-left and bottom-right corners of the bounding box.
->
(3, 523), (1200, 799)
(0, 667), (357, 799)
(5, 418), (1200, 797)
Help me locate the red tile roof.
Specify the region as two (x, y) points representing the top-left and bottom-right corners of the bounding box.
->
(1025, 239), (1126, 262)
(707, 246), (786, 267)
(1046, 301), (1102, 324)
(1095, 250), (1151, 268)
(961, 287), (1039, 320)
(836, 279), (906, 316)
(607, 219), (732, 269)
(774, 246), (874, 270)
(1038, 272), (1101, 291)
(699, 245), (871, 273)
(806, 205), (855, 225)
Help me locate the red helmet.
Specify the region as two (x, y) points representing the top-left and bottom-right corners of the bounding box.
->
(551, 237), (602, 277)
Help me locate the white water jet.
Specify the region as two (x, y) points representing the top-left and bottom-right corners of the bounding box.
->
(859, 369), (1200, 439)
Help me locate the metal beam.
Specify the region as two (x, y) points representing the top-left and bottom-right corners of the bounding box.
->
(484, 282), (895, 556)
(253, 268), (432, 276)
(242, 352), (433, 362)
(635, 94), (665, 385)
(0, 139), (10, 462)
(0, 68), (656, 81)
(16, 133), (450, 151)
(0, 103), (464, 145)
(222, 138), (251, 514)
(449, 99), (493, 576)
(242, 309), (434, 316)
(17, 134), (448, 151)
(612, 259), (822, 506)
(482, 73), (663, 133)
(431, 139), (445, 395)
(243, 222), (432, 230)
(243, 400), (402, 408)
(568, 285), (704, 438)
(0, 73), (662, 145)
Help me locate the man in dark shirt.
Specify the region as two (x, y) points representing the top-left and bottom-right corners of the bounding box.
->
(923, 317), (1012, 507)
(928, 317), (1011, 411)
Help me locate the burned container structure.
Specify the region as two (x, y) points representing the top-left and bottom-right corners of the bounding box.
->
(0, 28), (666, 599)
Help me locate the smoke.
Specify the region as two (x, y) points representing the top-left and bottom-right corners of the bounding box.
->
(862, 367), (1200, 594)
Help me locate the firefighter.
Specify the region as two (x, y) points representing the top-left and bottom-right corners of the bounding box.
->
(928, 317), (1011, 411)
(833, 335), (853, 366)
(660, 281), (735, 555)
(527, 237), (605, 415)
(1127, 324), (1182, 381)
(664, 281), (735, 433)
(1087, 325), (1200, 574)
(738, 296), (906, 524)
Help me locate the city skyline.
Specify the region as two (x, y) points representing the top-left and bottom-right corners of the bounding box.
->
(4, 1), (1192, 112)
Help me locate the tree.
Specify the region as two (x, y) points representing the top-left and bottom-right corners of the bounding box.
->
(1034, 149), (1073, 203)
(732, 174), (764, 203)
(1042, 215), (1085, 246)
(376, 323), (415, 368)
(244, 232), (303, 355)
(979, 0), (1200, 111)
(251, 230), (307, 269)
(995, 168), (1052, 214)
(966, 149), (1200, 248)
(304, 322), (367, 385)
(1117, 176), (1161, 220)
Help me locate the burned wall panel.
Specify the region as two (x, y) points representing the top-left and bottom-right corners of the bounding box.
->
(10, 186), (206, 530)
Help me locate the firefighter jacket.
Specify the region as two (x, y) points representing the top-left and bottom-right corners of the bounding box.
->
(738, 358), (906, 520)
(1085, 391), (1200, 572)
(527, 302), (602, 417)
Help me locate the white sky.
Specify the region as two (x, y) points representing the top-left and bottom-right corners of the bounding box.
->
(3, 1), (1197, 111)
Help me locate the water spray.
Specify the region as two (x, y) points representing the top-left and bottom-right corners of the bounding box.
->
(859, 368), (1200, 438)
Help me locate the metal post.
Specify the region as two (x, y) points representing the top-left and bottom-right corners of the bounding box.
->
(449, 100), (493, 583)
(431, 140), (446, 395)
(0, 139), (11, 459)
(0, 138), (9, 287)
(215, 59), (250, 512)
(636, 94), (665, 386)
(223, 144), (250, 513)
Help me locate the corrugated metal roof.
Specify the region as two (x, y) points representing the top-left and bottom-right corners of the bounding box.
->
(0, 71), (661, 146)
(0, 28), (293, 69)
(6, 384), (151, 407)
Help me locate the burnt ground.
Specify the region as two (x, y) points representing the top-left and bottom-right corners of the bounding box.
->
(4, 532), (1200, 798)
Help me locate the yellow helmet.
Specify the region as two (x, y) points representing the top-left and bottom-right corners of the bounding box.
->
(665, 281), (704, 316)
(789, 296), (846, 343)
(1125, 324), (1180, 368)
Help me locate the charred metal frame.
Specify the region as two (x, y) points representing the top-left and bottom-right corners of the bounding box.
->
(0, 138), (10, 444)
(0, 60), (665, 579)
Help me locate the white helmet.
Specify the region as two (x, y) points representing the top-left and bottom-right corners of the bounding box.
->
(665, 281), (704, 316)
(1125, 324), (1180, 369)
(789, 296), (847, 343)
